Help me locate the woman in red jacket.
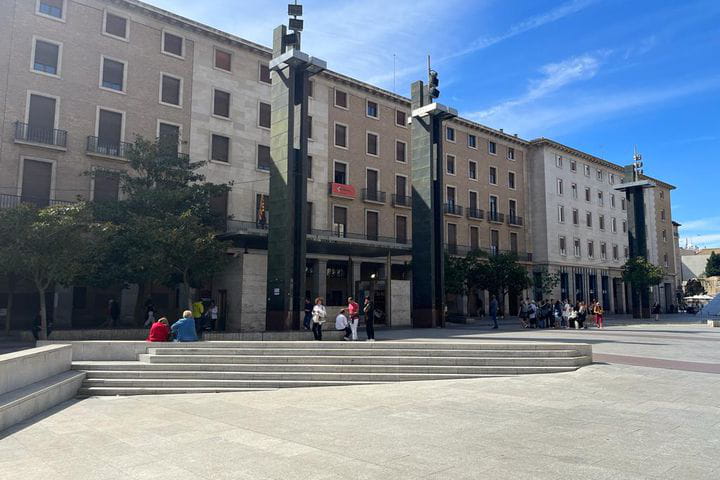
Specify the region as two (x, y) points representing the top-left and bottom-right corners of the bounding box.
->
(147, 317), (171, 342)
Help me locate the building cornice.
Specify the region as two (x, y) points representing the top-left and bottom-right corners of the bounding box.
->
(529, 138), (625, 172)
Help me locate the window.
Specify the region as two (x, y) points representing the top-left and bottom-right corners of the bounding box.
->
(96, 108), (123, 155)
(488, 141), (497, 155)
(556, 178), (563, 195)
(334, 162), (347, 184)
(664, 254), (668, 267)
(333, 206), (347, 237)
(366, 169), (379, 193)
(598, 191), (604, 206)
(307, 155), (313, 179)
(596, 169), (603, 181)
(468, 161), (477, 180)
(599, 215), (605, 231)
(395, 140), (406, 163)
(558, 205), (565, 223)
(585, 187), (591, 202)
(395, 110), (406, 127)
(509, 199), (517, 219)
(37, 0), (64, 20)
(600, 242), (607, 260)
(586, 211), (592, 228)
(21, 159), (53, 207)
(162, 31), (184, 58)
(26, 94), (57, 142)
(489, 167), (498, 185)
(470, 226), (480, 249)
(588, 241), (595, 259)
(334, 89), (348, 108)
(214, 49), (232, 72)
(258, 102), (271, 128)
(468, 191), (478, 210)
(395, 175), (407, 199)
(661, 209), (666, 221)
(104, 11), (128, 39)
(213, 89), (230, 118)
(571, 183), (578, 199)
(624, 246), (629, 258)
(158, 123), (180, 153)
(468, 134), (477, 149)
(160, 74), (182, 106)
(609, 173), (615, 185)
(101, 57), (125, 92)
(366, 100), (378, 118)
(334, 123), (347, 148)
(93, 170), (120, 202)
(490, 230), (500, 255)
(396, 216), (408, 244)
(621, 198), (626, 211)
(307, 116), (313, 139)
(211, 134), (229, 163)
(32, 39), (60, 75)
(622, 220), (627, 233)
(611, 217), (617, 233)
(574, 238), (581, 257)
(366, 132), (378, 156)
(584, 164), (591, 176)
(446, 155), (455, 175)
(659, 190), (665, 200)
(447, 223), (457, 247)
(259, 63), (271, 84)
(489, 195), (498, 215)
(559, 236), (567, 256)
(555, 155), (563, 168)
(663, 230), (667, 242)
(508, 171), (516, 189)
(446, 126), (455, 142)
(510, 232), (518, 253)
(613, 245), (619, 261)
(446, 186), (456, 205)
(570, 160), (577, 172)
(256, 194), (269, 227)
(572, 209), (579, 225)
(366, 211), (379, 241)
(257, 144), (271, 171)
(507, 147), (515, 160)
(610, 194), (616, 208)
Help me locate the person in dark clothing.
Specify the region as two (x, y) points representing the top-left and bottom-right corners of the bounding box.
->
(303, 298), (313, 330)
(489, 295), (499, 329)
(31, 311), (53, 341)
(108, 299), (120, 327)
(363, 297), (375, 341)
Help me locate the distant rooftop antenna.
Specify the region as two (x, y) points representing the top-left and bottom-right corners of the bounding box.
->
(632, 145), (643, 181)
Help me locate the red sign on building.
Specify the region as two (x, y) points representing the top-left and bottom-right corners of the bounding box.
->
(329, 182), (356, 199)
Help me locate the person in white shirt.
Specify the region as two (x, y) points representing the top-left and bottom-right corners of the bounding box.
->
(335, 308), (352, 341)
(311, 297), (327, 341)
(561, 300), (571, 329)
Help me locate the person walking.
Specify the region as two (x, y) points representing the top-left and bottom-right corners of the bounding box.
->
(347, 296), (360, 341)
(146, 317), (170, 342)
(192, 299), (205, 334)
(303, 297), (313, 330)
(594, 302), (604, 329)
(171, 311), (198, 342)
(569, 305), (579, 329)
(518, 299), (529, 328)
(335, 308), (352, 340)
(143, 299), (155, 328)
(528, 300), (538, 328)
(311, 297), (326, 341)
(363, 297), (375, 341)
(108, 299), (120, 328)
(652, 303), (661, 321)
(489, 295), (499, 329)
(578, 301), (588, 329)
(561, 300), (571, 329)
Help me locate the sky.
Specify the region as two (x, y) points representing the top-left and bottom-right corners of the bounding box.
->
(146, 0), (720, 247)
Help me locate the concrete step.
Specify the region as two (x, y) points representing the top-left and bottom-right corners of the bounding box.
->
(147, 347), (582, 358)
(77, 386), (275, 396)
(75, 359), (589, 373)
(137, 353), (591, 366)
(149, 341), (587, 351)
(81, 378), (387, 389)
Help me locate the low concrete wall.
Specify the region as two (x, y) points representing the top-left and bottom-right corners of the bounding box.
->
(0, 345), (72, 395)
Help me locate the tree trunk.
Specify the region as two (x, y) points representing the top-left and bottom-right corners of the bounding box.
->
(183, 270), (192, 310)
(133, 281), (147, 327)
(4, 273), (15, 336)
(36, 283), (47, 341)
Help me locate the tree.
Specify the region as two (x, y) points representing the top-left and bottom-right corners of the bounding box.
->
(622, 256), (664, 317)
(705, 252), (720, 277)
(467, 252), (531, 309)
(685, 278), (707, 296)
(86, 136), (232, 322)
(534, 268), (560, 298)
(444, 252), (469, 296)
(0, 204), (110, 339)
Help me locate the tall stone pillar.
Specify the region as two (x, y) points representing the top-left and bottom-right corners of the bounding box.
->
(314, 259), (327, 301)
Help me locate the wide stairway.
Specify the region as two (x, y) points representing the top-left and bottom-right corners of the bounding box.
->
(73, 341), (592, 396)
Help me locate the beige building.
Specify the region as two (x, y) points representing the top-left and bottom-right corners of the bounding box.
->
(0, 0), (679, 330)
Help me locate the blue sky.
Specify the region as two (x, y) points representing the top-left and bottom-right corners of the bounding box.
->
(147, 0), (720, 247)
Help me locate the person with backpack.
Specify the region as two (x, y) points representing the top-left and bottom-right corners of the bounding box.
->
(363, 297), (375, 341)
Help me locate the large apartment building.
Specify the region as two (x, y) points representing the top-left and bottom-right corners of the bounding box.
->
(0, 0), (678, 330)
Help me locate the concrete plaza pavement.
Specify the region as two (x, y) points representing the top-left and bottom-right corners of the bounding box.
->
(1, 320), (719, 479)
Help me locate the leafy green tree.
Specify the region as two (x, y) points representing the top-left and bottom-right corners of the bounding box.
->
(534, 268), (560, 298)
(444, 252), (469, 296)
(467, 252), (531, 308)
(0, 204), (110, 339)
(684, 278), (707, 296)
(622, 256), (664, 317)
(705, 252), (720, 277)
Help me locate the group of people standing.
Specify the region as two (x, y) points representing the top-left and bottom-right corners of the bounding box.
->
(517, 298), (605, 329)
(306, 296), (377, 342)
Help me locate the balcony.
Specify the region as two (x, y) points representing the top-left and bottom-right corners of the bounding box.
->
(391, 194), (412, 208)
(507, 214), (523, 226)
(467, 208), (484, 220)
(443, 203), (463, 216)
(310, 228), (400, 245)
(0, 193), (75, 209)
(14, 122), (67, 149)
(361, 188), (386, 204)
(487, 211), (505, 223)
(86, 136), (132, 159)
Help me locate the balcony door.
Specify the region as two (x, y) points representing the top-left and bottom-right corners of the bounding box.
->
(21, 159), (52, 207)
(396, 215), (407, 244)
(158, 122), (180, 155)
(333, 206), (347, 237)
(366, 211), (378, 241)
(97, 109), (123, 155)
(27, 94), (56, 144)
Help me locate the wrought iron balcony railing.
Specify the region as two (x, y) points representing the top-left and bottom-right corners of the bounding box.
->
(507, 214), (523, 226)
(86, 136), (132, 159)
(487, 211), (505, 223)
(361, 189), (386, 204)
(14, 121), (67, 148)
(443, 203), (463, 216)
(391, 194), (411, 208)
(467, 207), (484, 220)
(0, 193), (76, 209)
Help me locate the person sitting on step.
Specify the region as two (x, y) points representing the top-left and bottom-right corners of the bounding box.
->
(171, 310), (199, 342)
(147, 317), (170, 342)
(335, 308), (352, 341)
